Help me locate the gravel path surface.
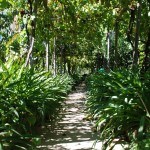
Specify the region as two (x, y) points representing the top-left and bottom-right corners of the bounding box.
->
(37, 83), (102, 150)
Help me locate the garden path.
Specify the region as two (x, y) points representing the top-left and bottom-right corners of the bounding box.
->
(37, 82), (102, 150)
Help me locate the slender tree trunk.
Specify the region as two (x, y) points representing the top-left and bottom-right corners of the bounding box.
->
(102, 55), (107, 69)
(25, 37), (35, 67)
(45, 42), (49, 71)
(53, 37), (56, 76)
(132, 1), (141, 67)
(114, 20), (119, 67)
(42, 56), (45, 69)
(60, 47), (63, 74)
(25, 0), (38, 68)
(63, 48), (66, 73)
(67, 45), (71, 74)
(106, 32), (110, 70)
(60, 45), (67, 74)
(141, 28), (150, 72)
(32, 0), (38, 38)
(96, 53), (101, 70)
(67, 59), (71, 75)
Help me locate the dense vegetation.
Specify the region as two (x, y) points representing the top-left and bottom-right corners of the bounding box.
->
(86, 69), (150, 149)
(0, 60), (73, 149)
(0, 0), (150, 149)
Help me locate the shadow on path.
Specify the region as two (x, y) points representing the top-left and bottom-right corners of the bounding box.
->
(37, 83), (102, 150)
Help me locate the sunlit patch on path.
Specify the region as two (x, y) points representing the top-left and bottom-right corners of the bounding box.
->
(37, 83), (102, 150)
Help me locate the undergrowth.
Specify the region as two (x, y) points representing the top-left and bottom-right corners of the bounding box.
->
(85, 69), (150, 150)
(0, 60), (73, 150)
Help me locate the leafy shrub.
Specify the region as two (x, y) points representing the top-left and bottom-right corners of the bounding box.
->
(0, 60), (73, 149)
(71, 73), (82, 85)
(85, 69), (150, 150)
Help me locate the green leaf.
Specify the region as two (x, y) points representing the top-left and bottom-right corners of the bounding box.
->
(138, 116), (145, 140)
(0, 143), (3, 150)
(31, 137), (41, 145)
(0, 0), (10, 9)
(13, 109), (19, 118)
(27, 115), (36, 126)
(11, 128), (22, 136)
(0, 131), (10, 136)
(15, 145), (27, 150)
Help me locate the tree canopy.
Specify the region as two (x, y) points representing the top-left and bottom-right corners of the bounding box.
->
(0, 0), (150, 73)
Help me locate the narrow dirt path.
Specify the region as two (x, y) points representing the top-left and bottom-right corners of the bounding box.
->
(37, 83), (102, 150)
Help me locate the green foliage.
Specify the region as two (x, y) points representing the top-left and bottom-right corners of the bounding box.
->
(71, 73), (82, 85)
(0, 60), (73, 149)
(0, 0), (10, 10)
(85, 69), (150, 150)
(1, 0), (149, 72)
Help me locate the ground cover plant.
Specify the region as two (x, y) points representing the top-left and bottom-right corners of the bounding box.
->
(85, 69), (150, 150)
(0, 60), (73, 150)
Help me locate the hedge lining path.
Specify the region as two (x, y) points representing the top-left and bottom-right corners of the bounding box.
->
(37, 83), (101, 150)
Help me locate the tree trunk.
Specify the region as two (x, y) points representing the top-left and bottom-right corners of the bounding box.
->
(60, 46), (64, 74)
(25, 37), (35, 67)
(114, 20), (119, 67)
(45, 42), (49, 71)
(141, 28), (150, 72)
(67, 59), (71, 75)
(63, 48), (66, 74)
(96, 52), (101, 70)
(106, 32), (110, 70)
(25, 0), (38, 68)
(53, 37), (57, 76)
(132, 1), (141, 67)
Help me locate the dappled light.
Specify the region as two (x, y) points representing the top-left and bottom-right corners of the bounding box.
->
(0, 0), (150, 149)
(37, 83), (102, 150)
